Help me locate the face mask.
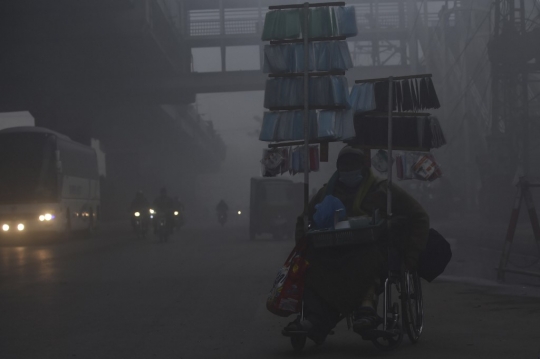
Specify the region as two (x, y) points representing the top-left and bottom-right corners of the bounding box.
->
(339, 169), (364, 188)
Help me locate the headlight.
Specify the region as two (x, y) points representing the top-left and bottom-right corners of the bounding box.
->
(238, 211), (242, 215)
(17, 224), (24, 231)
(134, 212), (141, 217)
(39, 213), (54, 221)
(149, 209), (155, 214)
(2, 224), (9, 232)
(174, 211), (179, 216)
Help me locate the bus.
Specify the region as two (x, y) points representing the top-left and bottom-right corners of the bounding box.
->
(0, 127), (100, 237)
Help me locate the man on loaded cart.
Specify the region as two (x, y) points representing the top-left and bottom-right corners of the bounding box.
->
(284, 145), (430, 344)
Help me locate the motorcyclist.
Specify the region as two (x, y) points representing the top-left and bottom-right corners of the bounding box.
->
(283, 146), (429, 344)
(153, 187), (174, 233)
(216, 200), (229, 225)
(129, 190), (150, 228)
(216, 199), (229, 214)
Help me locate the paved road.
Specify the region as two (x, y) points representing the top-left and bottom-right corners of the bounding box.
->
(0, 223), (539, 359)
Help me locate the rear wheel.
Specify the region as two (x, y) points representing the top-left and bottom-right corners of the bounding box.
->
(401, 271), (424, 343)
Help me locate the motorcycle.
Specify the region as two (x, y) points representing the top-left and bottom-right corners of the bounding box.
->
(150, 209), (173, 242)
(172, 210), (184, 231)
(217, 211), (228, 226)
(132, 210), (149, 239)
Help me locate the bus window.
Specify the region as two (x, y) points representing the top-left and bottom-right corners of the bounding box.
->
(0, 133), (58, 204)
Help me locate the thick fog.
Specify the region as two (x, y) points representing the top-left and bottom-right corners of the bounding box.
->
(1, 1), (539, 358)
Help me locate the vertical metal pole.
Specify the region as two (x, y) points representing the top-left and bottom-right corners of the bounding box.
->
(441, 2), (448, 121)
(386, 76), (394, 321)
(220, 0), (226, 72)
(387, 77), (394, 218)
(303, 2), (310, 228)
(407, 0), (419, 72)
(258, 0), (264, 70)
(519, 0), (529, 176)
(398, 0), (407, 65)
(462, 14), (472, 210)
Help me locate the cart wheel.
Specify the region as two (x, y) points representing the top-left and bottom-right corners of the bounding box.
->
(371, 322), (403, 351)
(401, 271), (424, 343)
(290, 334), (307, 352)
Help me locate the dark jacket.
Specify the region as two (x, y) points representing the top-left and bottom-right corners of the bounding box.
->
(296, 172), (429, 314)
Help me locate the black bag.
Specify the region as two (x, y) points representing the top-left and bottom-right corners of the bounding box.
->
(418, 228), (452, 282)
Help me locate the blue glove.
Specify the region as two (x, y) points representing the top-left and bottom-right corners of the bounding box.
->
(313, 195), (347, 229)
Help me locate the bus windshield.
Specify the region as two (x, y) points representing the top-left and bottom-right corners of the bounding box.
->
(0, 133), (58, 204)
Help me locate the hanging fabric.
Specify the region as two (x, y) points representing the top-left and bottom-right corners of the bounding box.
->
(420, 78), (429, 111)
(414, 79), (422, 112)
(401, 80), (413, 112)
(260, 111), (280, 141)
(395, 80), (403, 112)
(374, 81), (389, 112)
(349, 83), (377, 114)
(427, 77), (441, 109)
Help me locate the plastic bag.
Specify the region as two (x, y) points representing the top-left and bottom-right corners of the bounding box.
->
(262, 10), (302, 41)
(259, 112), (280, 141)
(338, 41), (354, 69)
(264, 79), (279, 109)
(261, 148), (286, 177)
(283, 9), (302, 39)
(279, 78), (292, 107)
(317, 110), (337, 139)
(262, 10), (279, 41)
(291, 111), (304, 140)
(349, 83), (377, 113)
(330, 76), (349, 106)
(330, 42), (345, 71)
(313, 195), (347, 229)
(263, 45), (290, 74)
(266, 243), (309, 317)
(314, 42), (331, 71)
(288, 78), (303, 107)
(309, 7), (333, 38)
(318, 110), (346, 140)
(293, 43), (315, 72)
(276, 111), (294, 141)
(341, 110), (356, 140)
(336, 6), (358, 37)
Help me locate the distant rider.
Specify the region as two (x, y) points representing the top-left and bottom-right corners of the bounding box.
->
(216, 200), (229, 224)
(129, 190), (150, 228)
(153, 187), (174, 232)
(216, 199), (229, 214)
